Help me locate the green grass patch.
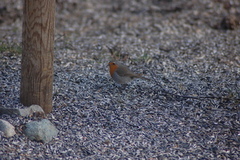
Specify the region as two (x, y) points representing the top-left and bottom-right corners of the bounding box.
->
(0, 41), (22, 54)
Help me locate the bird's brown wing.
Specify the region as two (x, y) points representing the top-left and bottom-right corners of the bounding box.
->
(116, 65), (141, 78)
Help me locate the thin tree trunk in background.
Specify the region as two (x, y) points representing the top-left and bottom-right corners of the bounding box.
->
(20, 0), (55, 113)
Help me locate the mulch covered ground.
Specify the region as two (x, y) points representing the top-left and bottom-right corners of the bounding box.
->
(0, 0), (239, 159)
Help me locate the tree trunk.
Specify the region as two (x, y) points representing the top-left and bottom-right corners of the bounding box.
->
(20, 0), (55, 114)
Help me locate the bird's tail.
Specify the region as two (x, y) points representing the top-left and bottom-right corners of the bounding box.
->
(136, 74), (150, 81)
(140, 76), (151, 81)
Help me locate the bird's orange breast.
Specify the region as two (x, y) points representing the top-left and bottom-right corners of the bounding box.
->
(109, 62), (118, 77)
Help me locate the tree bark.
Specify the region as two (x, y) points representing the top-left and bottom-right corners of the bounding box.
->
(20, 0), (55, 113)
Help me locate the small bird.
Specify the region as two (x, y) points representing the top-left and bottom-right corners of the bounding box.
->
(108, 61), (149, 84)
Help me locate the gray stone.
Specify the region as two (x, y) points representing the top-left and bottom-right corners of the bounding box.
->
(23, 119), (58, 143)
(0, 105), (45, 117)
(0, 108), (20, 116)
(0, 119), (16, 137)
(18, 105), (45, 117)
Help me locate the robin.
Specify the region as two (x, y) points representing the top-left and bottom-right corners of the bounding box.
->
(108, 61), (149, 84)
